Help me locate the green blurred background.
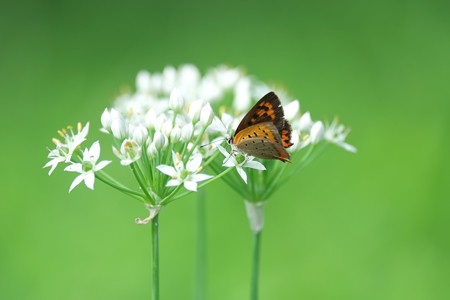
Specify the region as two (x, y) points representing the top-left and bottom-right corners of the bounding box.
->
(1, 0), (449, 299)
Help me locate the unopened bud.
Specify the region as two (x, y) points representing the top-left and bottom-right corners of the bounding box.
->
(200, 103), (214, 127)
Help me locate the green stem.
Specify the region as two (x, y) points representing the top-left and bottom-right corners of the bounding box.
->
(130, 163), (153, 203)
(251, 231), (262, 300)
(152, 214), (160, 300)
(95, 173), (145, 202)
(195, 190), (206, 300)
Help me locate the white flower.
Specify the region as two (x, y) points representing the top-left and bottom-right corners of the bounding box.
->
(298, 112), (313, 131)
(132, 125), (148, 145)
(217, 145), (266, 184)
(43, 122), (90, 175)
(233, 78), (251, 112)
(188, 100), (203, 123)
(324, 120), (357, 153)
(44, 147), (66, 175)
(170, 126), (181, 142)
(64, 141), (111, 192)
(200, 103), (214, 127)
(136, 70), (152, 93)
(157, 152), (212, 192)
(112, 139), (142, 166)
(169, 88), (184, 112)
(110, 118), (127, 139)
(180, 123), (194, 142)
(310, 121), (325, 144)
(153, 131), (167, 150)
(101, 109), (121, 134)
(284, 100), (300, 120)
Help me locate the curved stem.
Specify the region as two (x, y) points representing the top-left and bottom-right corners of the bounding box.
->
(95, 173), (145, 202)
(152, 214), (160, 300)
(251, 231), (262, 300)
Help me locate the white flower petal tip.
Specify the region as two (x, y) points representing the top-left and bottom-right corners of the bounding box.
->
(135, 205), (161, 225)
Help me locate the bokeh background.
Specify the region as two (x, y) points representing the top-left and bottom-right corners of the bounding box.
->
(1, 0), (449, 299)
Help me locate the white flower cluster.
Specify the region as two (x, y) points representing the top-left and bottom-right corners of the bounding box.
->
(44, 123), (111, 191)
(45, 64), (355, 207)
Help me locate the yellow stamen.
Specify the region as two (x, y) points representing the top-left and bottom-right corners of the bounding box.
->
(57, 130), (65, 138)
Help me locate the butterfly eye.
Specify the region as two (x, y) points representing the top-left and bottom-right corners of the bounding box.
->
(226, 137), (232, 145)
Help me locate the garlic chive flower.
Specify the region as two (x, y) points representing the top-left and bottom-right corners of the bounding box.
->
(64, 141), (111, 192)
(157, 152), (212, 192)
(44, 122), (90, 175)
(217, 145), (266, 184)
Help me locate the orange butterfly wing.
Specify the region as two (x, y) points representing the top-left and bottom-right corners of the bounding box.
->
(235, 92), (286, 134)
(234, 122), (291, 162)
(232, 92), (293, 162)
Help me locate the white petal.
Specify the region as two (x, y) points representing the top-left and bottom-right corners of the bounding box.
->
(64, 163), (83, 173)
(236, 167), (248, 184)
(184, 180), (197, 192)
(166, 179), (182, 187)
(80, 122), (90, 138)
(299, 112), (313, 131)
(120, 159), (133, 166)
(190, 173), (213, 182)
(89, 141), (101, 162)
(310, 121), (325, 144)
(340, 142), (357, 153)
(156, 165), (177, 177)
(284, 100), (300, 120)
(84, 172), (95, 190)
(69, 174), (84, 192)
(44, 157), (64, 175)
(186, 153), (202, 172)
(217, 145), (231, 158)
(244, 160), (266, 171)
(95, 160), (111, 171)
(46, 162), (58, 175)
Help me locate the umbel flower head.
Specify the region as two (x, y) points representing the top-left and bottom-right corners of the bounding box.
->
(44, 64), (355, 226)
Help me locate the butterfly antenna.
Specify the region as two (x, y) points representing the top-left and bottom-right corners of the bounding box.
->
(200, 138), (226, 148)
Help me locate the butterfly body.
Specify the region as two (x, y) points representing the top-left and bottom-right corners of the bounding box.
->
(229, 92), (293, 162)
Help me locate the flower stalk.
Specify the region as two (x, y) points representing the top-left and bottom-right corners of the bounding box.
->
(151, 214), (160, 300)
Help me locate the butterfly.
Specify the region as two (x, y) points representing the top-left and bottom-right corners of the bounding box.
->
(227, 91), (293, 162)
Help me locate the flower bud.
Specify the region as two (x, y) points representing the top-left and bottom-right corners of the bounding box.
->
(136, 70), (151, 93)
(188, 100), (203, 123)
(181, 123), (194, 142)
(145, 108), (157, 128)
(299, 112), (313, 131)
(133, 125), (148, 145)
(153, 131), (166, 150)
(111, 118), (126, 140)
(101, 109), (112, 132)
(161, 120), (173, 136)
(170, 126), (181, 142)
(147, 142), (158, 158)
(169, 88), (184, 112)
(154, 114), (166, 131)
(200, 103), (214, 127)
(310, 121), (325, 144)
